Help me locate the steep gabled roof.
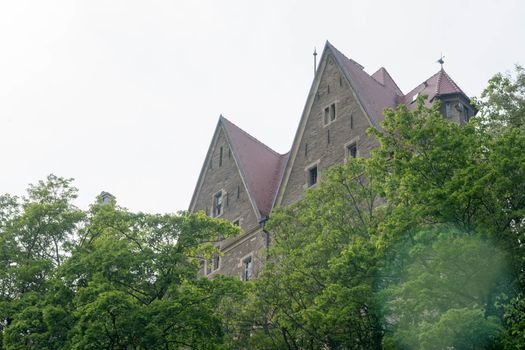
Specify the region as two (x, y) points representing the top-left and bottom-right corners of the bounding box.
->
(189, 116), (287, 218)
(327, 41), (402, 127)
(403, 68), (469, 107)
(220, 116), (288, 217)
(372, 67), (404, 96)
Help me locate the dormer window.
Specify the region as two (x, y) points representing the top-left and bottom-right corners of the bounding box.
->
(213, 191), (224, 217)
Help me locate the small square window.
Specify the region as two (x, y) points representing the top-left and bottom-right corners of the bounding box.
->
(213, 191), (223, 217)
(242, 256), (253, 281)
(308, 165), (318, 187)
(347, 143), (357, 158)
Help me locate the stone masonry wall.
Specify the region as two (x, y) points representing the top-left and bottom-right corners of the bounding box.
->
(280, 54), (379, 207)
(192, 127), (266, 278)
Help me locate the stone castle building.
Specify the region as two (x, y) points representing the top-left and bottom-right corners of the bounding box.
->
(188, 41), (475, 280)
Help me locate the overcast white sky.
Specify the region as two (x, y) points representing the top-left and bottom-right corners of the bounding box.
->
(1, 0), (524, 213)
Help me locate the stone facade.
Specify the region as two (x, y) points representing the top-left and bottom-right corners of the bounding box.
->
(188, 41), (476, 280)
(279, 54), (379, 207)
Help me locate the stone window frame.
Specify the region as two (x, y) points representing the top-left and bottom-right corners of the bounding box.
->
(322, 101), (338, 127)
(212, 253), (220, 272)
(212, 189), (226, 218)
(232, 216), (242, 227)
(305, 160), (321, 188)
(344, 136), (360, 161)
(239, 253), (254, 281)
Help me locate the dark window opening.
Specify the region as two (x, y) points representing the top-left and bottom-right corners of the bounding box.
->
(304, 143), (308, 158)
(327, 84), (330, 94)
(213, 254), (220, 271)
(350, 113), (354, 129)
(347, 143), (357, 158)
(327, 129), (331, 144)
(233, 219), (240, 226)
(237, 185), (240, 199)
(242, 257), (253, 281)
(213, 191), (223, 217)
(228, 147), (231, 159)
(463, 105), (469, 122)
(219, 147), (223, 167)
(308, 165), (318, 187)
(324, 106), (330, 125)
(330, 103), (336, 122)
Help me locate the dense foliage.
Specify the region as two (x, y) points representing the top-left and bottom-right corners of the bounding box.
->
(1, 67), (523, 349)
(0, 176), (242, 349)
(224, 66), (525, 349)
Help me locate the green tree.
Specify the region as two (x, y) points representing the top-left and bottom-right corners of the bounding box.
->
(1, 177), (244, 349)
(235, 158), (386, 349)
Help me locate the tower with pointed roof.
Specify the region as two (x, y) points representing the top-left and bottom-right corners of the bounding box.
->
(189, 41), (476, 279)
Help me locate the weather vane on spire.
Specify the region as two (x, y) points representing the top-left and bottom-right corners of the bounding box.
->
(437, 53), (445, 69)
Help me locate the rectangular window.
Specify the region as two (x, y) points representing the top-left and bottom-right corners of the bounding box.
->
(213, 191), (223, 217)
(213, 254), (220, 271)
(304, 143), (308, 158)
(237, 185), (240, 199)
(347, 143), (357, 158)
(463, 105), (469, 122)
(219, 147), (223, 167)
(242, 257), (253, 281)
(323, 103), (336, 126)
(446, 103), (451, 118)
(327, 129), (330, 144)
(308, 165), (318, 187)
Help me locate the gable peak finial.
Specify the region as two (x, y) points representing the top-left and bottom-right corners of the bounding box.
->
(313, 47), (318, 76)
(437, 53), (445, 70)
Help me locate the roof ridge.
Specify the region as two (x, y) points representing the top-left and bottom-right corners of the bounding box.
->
(403, 69), (442, 100)
(441, 69), (464, 95)
(220, 116), (283, 157)
(436, 69), (444, 96)
(380, 67), (404, 96)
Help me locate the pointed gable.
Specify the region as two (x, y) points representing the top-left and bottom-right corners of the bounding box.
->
(371, 67), (404, 96)
(327, 41), (401, 127)
(220, 116), (288, 217)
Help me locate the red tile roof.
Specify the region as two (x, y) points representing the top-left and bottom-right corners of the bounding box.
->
(327, 42), (401, 127)
(403, 68), (468, 108)
(199, 43), (471, 217)
(221, 116), (288, 217)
